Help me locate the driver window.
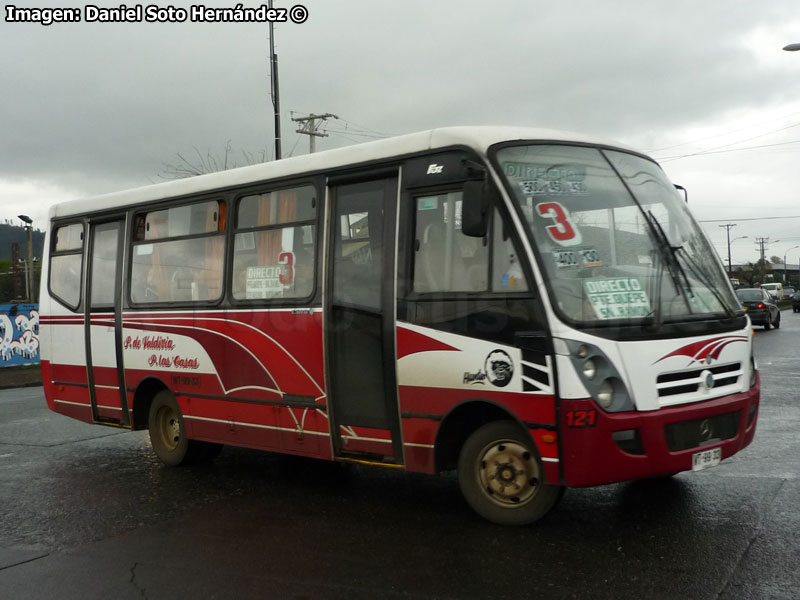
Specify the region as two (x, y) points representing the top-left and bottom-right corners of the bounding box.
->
(492, 209), (528, 292)
(412, 191), (488, 293)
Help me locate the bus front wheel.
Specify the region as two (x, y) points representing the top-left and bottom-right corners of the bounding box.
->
(458, 421), (563, 525)
(148, 391), (220, 466)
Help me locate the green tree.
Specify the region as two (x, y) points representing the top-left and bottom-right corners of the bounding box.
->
(747, 258), (772, 286)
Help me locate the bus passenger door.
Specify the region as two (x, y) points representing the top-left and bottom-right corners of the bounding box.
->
(85, 218), (129, 426)
(326, 176), (404, 464)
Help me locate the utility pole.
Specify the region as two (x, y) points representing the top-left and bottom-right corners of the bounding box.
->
(719, 223), (736, 275)
(754, 237), (768, 263)
(292, 113), (338, 153)
(268, 0), (281, 159)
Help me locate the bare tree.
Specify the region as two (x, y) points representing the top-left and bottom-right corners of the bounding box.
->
(157, 141), (269, 180)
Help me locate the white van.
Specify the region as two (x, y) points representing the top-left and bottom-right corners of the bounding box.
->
(761, 282), (783, 300)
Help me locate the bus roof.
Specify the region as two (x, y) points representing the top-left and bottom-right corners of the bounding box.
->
(48, 126), (637, 220)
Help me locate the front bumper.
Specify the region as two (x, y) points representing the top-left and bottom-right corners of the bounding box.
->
(559, 374), (760, 487)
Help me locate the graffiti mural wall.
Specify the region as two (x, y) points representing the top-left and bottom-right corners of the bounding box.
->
(0, 304), (40, 367)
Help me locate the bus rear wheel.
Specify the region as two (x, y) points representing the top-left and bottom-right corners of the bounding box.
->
(458, 421), (563, 525)
(148, 391), (221, 466)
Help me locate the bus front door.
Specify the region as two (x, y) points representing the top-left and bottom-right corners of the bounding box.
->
(85, 218), (130, 426)
(326, 176), (403, 464)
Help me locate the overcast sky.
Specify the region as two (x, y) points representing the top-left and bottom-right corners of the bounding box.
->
(3, 0), (800, 266)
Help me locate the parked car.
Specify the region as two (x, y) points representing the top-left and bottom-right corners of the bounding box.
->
(736, 288), (781, 329)
(784, 286), (796, 299)
(792, 291), (800, 313)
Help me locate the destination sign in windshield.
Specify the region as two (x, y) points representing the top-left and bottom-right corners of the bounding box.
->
(501, 161), (588, 196)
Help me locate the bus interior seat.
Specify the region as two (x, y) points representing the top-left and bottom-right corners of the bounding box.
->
(417, 222), (474, 292)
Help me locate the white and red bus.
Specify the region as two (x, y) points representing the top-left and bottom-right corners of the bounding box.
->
(40, 127), (759, 524)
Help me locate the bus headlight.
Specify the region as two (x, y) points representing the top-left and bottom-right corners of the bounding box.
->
(561, 340), (634, 413)
(596, 380), (614, 408)
(582, 359), (597, 380)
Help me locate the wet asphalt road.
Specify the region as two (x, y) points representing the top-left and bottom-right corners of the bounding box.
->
(1, 318), (799, 600)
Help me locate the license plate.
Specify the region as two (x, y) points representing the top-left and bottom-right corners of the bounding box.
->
(692, 447), (721, 471)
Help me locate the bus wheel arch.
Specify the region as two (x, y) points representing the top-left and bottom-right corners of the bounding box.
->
(131, 376), (170, 431)
(435, 400), (528, 473)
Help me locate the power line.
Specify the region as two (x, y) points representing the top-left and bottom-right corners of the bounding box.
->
(325, 128), (387, 139)
(655, 121), (800, 161)
(332, 117), (399, 138)
(657, 138), (800, 162)
(646, 110), (800, 154)
(699, 215), (800, 223)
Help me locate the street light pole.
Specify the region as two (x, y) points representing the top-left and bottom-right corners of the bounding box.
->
(17, 214), (33, 302)
(268, 0), (281, 160)
(783, 43), (800, 282)
(785, 245), (800, 283)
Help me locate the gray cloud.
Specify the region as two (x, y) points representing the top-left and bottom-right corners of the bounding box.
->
(3, 0), (800, 258)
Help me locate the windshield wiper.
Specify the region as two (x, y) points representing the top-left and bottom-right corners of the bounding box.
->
(644, 211), (694, 317)
(672, 245), (738, 319)
(646, 211), (737, 321)
(644, 246), (666, 331)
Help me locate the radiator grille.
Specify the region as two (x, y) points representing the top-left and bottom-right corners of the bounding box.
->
(664, 411), (740, 452)
(656, 362), (741, 399)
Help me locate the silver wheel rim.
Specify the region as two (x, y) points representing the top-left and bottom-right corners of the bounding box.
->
(477, 439), (540, 507)
(155, 405), (181, 451)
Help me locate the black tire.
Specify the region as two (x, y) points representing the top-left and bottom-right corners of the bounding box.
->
(148, 390), (214, 466)
(764, 319), (771, 330)
(774, 312), (781, 329)
(457, 420), (564, 525)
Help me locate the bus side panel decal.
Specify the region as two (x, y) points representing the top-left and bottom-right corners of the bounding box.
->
(122, 312), (325, 397)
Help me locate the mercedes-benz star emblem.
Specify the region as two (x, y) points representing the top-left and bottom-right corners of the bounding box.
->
(699, 370), (715, 391)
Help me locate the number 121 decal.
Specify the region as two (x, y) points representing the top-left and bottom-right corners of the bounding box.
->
(566, 409), (597, 428)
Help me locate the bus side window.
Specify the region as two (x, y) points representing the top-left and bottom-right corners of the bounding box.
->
(231, 185), (316, 301)
(49, 222), (84, 310)
(130, 200), (225, 304)
(334, 209), (380, 310)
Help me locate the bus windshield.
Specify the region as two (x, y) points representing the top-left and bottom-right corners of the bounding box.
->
(495, 144), (742, 327)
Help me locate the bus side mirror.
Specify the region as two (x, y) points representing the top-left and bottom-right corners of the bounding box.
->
(462, 179), (489, 237)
